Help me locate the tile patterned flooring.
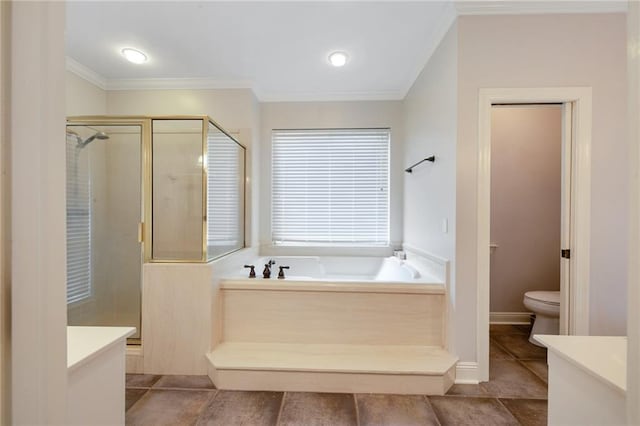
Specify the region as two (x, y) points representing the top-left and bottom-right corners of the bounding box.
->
(126, 324), (548, 425)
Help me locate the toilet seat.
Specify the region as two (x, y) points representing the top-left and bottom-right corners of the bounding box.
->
(524, 290), (560, 306)
(523, 290), (560, 318)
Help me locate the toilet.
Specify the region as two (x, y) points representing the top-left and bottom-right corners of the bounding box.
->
(523, 290), (560, 346)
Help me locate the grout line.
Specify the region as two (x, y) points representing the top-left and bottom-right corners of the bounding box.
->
(423, 395), (442, 426)
(149, 386), (218, 392)
(496, 395), (548, 400)
(514, 359), (549, 391)
(436, 393), (496, 399)
(353, 394), (360, 426)
(489, 336), (517, 360)
(495, 397), (521, 422)
(275, 391), (286, 426)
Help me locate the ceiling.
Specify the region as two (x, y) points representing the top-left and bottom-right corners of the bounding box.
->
(65, 1), (455, 101)
(65, 1), (627, 102)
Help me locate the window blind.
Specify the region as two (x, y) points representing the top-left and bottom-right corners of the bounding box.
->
(207, 130), (242, 253)
(66, 134), (92, 304)
(272, 128), (389, 245)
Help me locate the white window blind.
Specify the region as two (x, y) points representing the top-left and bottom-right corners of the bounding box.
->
(207, 128), (243, 255)
(272, 128), (389, 245)
(66, 133), (92, 304)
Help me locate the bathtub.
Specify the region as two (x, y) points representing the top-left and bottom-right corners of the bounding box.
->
(221, 255), (445, 294)
(212, 252), (451, 394)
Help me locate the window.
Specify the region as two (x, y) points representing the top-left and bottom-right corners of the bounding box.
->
(66, 132), (92, 304)
(272, 128), (389, 246)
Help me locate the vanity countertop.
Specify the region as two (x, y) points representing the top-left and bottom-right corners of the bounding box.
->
(534, 334), (627, 394)
(67, 326), (136, 372)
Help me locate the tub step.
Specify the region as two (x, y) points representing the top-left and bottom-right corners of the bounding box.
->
(207, 342), (457, 395)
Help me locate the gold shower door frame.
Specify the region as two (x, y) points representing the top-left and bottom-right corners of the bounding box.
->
(68, 115), (247, 264)
(67, 115), (247, 345)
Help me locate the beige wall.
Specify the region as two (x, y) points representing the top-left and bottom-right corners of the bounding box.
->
(259, 101), (404, 250)
(402, 22), (457, 352)
(490, 106), (562, 313)
(66, 71), (106, 116)
(455, 14), (627, 362)
(107, 88), (261, 247)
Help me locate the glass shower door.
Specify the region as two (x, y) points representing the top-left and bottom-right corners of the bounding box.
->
(66, 124), (143, 341)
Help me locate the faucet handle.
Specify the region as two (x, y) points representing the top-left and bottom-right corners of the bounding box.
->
(244, 265), (256, 278)
(268, 259), (276, 266)
(278, 266), (290, 279)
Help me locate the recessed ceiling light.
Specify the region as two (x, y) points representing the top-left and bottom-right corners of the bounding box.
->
(121, 48), (147, 64)
(328, 51), (348, 67)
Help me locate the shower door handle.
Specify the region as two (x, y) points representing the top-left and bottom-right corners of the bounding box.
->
(138, 222), (144, 243)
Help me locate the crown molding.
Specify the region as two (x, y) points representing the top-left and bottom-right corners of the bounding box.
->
(257, 89), (405, 103)
(105, 77), (255, 91)
(401, 2), (457, 99)
(64, 58), (404, 101)
(455, 0), (628, 16)
(65, 57), (107, 90)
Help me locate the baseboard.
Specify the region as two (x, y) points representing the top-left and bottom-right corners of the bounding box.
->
(490, 312), (532, 325)
(126, 345), (144, 374)
(455, 362), (479, 384)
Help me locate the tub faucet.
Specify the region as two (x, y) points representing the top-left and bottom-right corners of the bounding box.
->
(278, 266), (290, 279)
(262, 260), (277, 278)
(244, 265), (256, 278)
(263, 263), (272, 279)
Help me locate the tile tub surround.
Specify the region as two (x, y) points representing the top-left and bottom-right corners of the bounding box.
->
(212, 261), (452, 395)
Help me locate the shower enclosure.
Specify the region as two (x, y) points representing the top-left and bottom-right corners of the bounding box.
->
(66, 116), (246, 344)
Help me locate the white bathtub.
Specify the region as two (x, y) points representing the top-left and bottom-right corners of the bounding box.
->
(225, 255), (444, 291)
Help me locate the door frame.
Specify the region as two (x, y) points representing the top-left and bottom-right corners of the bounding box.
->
(476, 87), (592, 382)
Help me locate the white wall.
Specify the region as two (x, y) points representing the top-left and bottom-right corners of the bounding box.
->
(259, 101), (404, 251)
(454, 14), (628, 363)
(402, 23), (457, 351)
(490, 106), (562, 313)
(627, 1), (640, 423)
(11, 2), (67, 423)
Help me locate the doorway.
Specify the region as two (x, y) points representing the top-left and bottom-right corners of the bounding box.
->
(476, 87), (593, 382)
(489, 104), (565, 332)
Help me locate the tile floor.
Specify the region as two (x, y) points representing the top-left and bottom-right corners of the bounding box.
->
(126, 324), (548, 426)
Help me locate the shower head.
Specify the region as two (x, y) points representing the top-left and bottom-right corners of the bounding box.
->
(78, 131), (109, 148)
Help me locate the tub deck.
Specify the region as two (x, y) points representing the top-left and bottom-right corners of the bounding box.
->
(220, 277), (445, 294)
(209, 262), (454, 395)
(208, 342), (457, 395)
